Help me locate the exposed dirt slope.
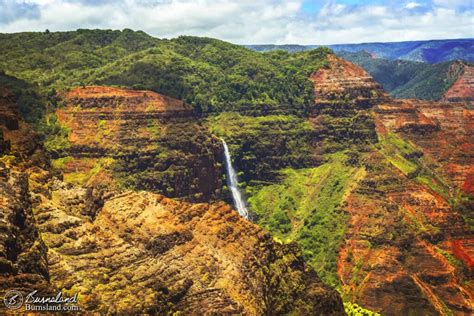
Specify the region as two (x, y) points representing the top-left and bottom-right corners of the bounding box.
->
(443, 63), (474, 104)
(310, 55), (474, 315)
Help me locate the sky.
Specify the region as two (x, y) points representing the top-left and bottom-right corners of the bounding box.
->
(0, 0), (473, 44)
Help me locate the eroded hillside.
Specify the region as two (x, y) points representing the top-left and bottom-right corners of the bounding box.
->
(236, 55), (474, 315)
(443, 63), (474, 104)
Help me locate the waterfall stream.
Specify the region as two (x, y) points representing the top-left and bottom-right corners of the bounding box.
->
(221, 139), (249, 219)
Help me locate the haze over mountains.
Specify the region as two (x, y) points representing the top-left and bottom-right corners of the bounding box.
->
(248, 39), (474, 101)
(247, 38), (474, 63)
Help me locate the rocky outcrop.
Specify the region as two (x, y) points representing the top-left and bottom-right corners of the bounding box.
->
(56, 86), (223, 202)
(443, 62), (474, 104)
(33, 189), (343, 314)
(375, 99), (474, 196)
(310, 54), (389, 107)
(0, 161), (52, 305)
(309, 55), (389, 147)
(0, 87), (53, 311)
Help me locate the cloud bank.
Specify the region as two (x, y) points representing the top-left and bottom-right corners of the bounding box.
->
(0, 0), (472, 44)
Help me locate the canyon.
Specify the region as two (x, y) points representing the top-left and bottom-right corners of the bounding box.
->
(0, 31), (473, 315)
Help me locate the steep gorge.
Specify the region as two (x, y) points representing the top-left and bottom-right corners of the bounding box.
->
(313, 56), (474, 314)
(237, 54), (474, 314)
(0, 74), (344, 314)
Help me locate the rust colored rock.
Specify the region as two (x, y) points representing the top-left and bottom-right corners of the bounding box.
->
(375, 99), (474, 196)
(30, 189), (343, 314)
(443, 62), (474, 104)
(308, 56), (474, 314)
(310, 54), (389, 107)
(338, 153), (473, 315)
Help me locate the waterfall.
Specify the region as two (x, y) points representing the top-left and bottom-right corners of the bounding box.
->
(221, 139), (249, 219)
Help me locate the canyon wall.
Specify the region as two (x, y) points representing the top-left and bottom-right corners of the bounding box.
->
(311, 56), (474, 315)
(443, 62), (474, 104)
(54, 86), (223, 202)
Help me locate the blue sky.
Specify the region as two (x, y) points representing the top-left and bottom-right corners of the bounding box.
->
(301, 0), (372, 13)
(0, 0), (472, 44)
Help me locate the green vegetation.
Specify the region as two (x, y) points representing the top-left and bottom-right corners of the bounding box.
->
(51, 156), (73, 169)
(378, 132), (420, 176)
(62, 157), (114, 185)
(43, 115), (71, 154)
(378, 132), (452, 194)
(378, 132), (474, 231)
(207, 112), (315, 182)
(344, 302), (380, 316)
(0, 71), (49, 124)
(0, 30), (330, 112)
(247, 152), (365, 286)
(208, 112), (312, 138)
(435, 247), (465, 269)
(0, 72), (68, 155)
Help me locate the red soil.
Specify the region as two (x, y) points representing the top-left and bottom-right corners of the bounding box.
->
(443, 64), (474, 102)
(450, 240), (474, 268)
(64, 86), (186, 112)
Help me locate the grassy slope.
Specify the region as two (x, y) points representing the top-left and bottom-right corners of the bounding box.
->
(246, 152), (366, 287)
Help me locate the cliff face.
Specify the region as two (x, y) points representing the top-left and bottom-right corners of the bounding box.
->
(306, 56), (474, 315)
(55, 86), (223, 202)
(375, 99), (474, 196)
(338, 152), (473, 315)
(0, 87), (52, 302)
(311, 54), (388, 107)
(0, 161), (52, 298)
(309, 55), (388, 147)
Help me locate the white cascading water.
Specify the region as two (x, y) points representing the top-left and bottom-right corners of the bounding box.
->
(221, 139), (249, 219)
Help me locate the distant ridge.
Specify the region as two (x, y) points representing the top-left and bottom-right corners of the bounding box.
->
(246, 38), (474, 64)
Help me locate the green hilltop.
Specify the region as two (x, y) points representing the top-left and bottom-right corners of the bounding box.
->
(0, 29), (330, 113)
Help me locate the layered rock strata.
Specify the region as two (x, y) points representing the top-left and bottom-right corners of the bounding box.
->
(443, 62), (474, 104)
(56, 86), (223, 202)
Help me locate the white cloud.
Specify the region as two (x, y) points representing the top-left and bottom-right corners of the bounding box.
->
(405, 2), (421, 9)
(0, 0), (472, 44)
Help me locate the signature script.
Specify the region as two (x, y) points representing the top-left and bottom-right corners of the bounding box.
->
(25, 290), (78, 304)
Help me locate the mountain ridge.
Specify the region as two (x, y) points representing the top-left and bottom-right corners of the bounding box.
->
(246, 38), (474, 63)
